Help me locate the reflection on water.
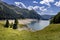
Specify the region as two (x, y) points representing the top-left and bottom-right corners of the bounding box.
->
(28, 20), (50, 31)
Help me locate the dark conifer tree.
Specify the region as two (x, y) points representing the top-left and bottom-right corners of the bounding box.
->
(4, 20), (9, 28)
(13, 19), (18, 29)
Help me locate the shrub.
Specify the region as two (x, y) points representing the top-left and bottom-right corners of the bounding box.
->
(10, 22), (13, 28)
(14, 19), (18, 25)
(4, 20), (9, 28)
(13, 23), (17, 29)
(13, 19), (18, 29)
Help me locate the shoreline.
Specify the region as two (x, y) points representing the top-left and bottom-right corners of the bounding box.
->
(0, 19), (38, 24)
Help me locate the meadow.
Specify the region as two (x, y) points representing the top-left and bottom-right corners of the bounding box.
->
(0, 21), (60, 40)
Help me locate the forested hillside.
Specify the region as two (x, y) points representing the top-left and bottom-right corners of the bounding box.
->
(50, 12), (60, 24)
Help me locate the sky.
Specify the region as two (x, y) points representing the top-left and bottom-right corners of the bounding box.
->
(1, 0), (60, 15)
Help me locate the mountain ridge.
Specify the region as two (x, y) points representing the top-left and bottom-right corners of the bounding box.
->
(0, 1), (41, 20)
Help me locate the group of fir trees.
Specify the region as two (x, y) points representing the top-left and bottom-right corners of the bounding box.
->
(4, 19), (18, 29)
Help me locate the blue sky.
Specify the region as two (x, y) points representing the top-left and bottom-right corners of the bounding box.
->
(2, 0), (60, 15)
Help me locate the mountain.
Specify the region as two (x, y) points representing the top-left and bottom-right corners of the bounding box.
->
(40, 15), (54, 20)
(0, 1), (41, 20)
(10, 4), (41, 19)
(0, 1), (24, 20)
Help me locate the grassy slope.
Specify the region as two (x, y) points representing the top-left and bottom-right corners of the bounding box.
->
(0, 21), (60, 40)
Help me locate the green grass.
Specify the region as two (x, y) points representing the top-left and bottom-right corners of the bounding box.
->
(0, 21), (60, 40)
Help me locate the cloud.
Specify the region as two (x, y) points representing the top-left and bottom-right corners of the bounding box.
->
(15, 2), (47, 14)
(54, 1), (60, 7)
(28, 6), (38, 10)
(33, 6), (39, 10)
(28, 6), (47, 12)
(39, 6), (47, 11)
(28, 6), (33, 10)
(15, 2), (20, 6)
(40, 0), (54, 6)
(33, 1), (38, 4)
(28, 6), (39, 10)
(14, 2), (39, 10)
(15, 2), (26, 8)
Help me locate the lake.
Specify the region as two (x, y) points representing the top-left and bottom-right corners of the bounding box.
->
(28, 20), (50, 31)
(5, 19), (50, 31)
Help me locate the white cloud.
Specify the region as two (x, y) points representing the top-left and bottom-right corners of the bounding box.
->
(15, 2), (47, 14)
(39, 6), (47, 11)
(28, 6), (33, 10)
(28, 6), (47, 12)
(40, 0), (54, 6)
(33, 6), (39, 10)
(33, 1), (38, 4)
(28, 6), (39, 10)
(15, 2), (26, 8)
(15, 2), (39, 10)
(15, 2), (20, 6)
(54, 1), (60, 7)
